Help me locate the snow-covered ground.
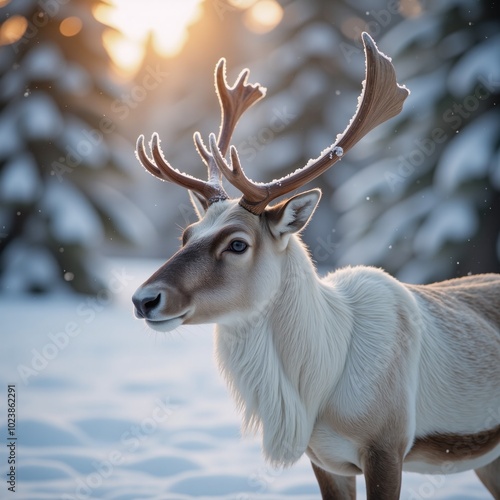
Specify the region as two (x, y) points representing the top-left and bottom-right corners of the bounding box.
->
(0, 260), (491, 499)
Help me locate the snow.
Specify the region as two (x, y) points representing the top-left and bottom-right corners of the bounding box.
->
(19, 92), (64, 140)
(58, 116), (110, 168)
(0, 152), (40, 203)
(0, 259), (492, 499)
(22, 42), (65, 81)
(381, 15), (442, 59)
(447, 34), (500, 95)
(293, 22), (341, 58)
(438, 30), (474, 60)
(0, 242), (60, 292)
(57, 62), (93, 97)
(87, 182), (157, 246)
(435, 111), (500, 194)
(334, 158), (399, 211)
(413, 198), (477, 257)
(397, 67), (447, 122)
(337, 188), (438, 266)
(42, 179), (105, 245)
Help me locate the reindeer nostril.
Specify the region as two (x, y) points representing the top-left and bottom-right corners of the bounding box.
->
(144, 294), (161, 312)
(133, 292), (162, 318)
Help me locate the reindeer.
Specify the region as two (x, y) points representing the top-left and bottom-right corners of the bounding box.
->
(132, 33), (500, 499)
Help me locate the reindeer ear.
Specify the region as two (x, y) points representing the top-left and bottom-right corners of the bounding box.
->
(265, 189), (321, 245)
(189, 190), (208, 219)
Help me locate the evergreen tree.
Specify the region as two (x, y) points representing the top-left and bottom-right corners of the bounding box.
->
(0, 0), (136, 293)
(342, 0), (500, 283)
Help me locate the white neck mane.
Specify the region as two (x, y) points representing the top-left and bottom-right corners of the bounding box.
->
(215, 235), (352, 466)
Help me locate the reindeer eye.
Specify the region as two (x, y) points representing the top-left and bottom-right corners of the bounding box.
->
(227, 240), (248, 253)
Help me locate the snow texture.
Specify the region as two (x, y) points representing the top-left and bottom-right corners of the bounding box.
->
(22, 42), (65, 81)
(58, 116), (110, 168)
(0, 152), (40, 203)
(41, 179), (104, 244)
(1, 242), (60, 292)
(435, 111), (500, 194)
(447, 34), (500, 96)
(19, 92), (64, 140)
(413, 198), (477, 256)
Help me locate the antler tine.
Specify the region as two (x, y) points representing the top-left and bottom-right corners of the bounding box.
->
(135, 133), (176, 181)
(215, 58), (266, 156)
(150, 133), (228, 203)
(186, 58), (266, 201)
(194, 132), (221, 186)
(135, 133), (228, 204)
(219, 32), (409, 215)
(208, 133), (267, 202)
(136, 134), (164, 180)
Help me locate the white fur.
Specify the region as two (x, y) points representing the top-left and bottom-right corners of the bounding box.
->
(215, 235), (352, 465)
(214, 232), (500, 472)
(134, 196), (500, 489)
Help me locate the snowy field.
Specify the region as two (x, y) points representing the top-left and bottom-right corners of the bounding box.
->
(0, 259), (491, 499)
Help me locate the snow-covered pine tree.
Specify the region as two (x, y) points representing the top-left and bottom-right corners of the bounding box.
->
(332, 0), (500, 283)
(0, 0), (137, 293)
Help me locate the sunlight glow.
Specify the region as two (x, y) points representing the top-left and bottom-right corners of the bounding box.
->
(0, 15), (27, 46)
(244, 0), (283, 34)
(94, 0), (202, 75)
(228, 0), (258, 8)
(60, 16), (82, 37)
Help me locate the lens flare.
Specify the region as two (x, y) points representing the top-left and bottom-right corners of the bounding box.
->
(94, 0), (202, 75)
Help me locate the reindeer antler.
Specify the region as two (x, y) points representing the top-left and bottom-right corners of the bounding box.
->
(135, 58), (266, 207)
(211, 32), (409, 214)
(137, 33), (408, 215)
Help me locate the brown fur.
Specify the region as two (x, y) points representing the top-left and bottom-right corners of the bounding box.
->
(311, 462), (356, 499)
(407, 424), (500, 464)
(412, 274), (500, 334)
(360, 445), (405, 500)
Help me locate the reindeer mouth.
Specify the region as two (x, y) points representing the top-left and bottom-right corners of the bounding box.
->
(145, 311), (189, 333)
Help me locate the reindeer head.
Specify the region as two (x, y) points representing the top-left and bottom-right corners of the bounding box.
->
(132, 33), (409, 332)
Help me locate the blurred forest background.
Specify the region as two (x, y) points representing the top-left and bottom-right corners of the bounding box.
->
(0, 0), (498, 294)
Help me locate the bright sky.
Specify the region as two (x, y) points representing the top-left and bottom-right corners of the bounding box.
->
(0, 0), (283, 74)
(93, 0), (283, 75)
(0, 0), (283, 75)
(93, 0), (203, 74)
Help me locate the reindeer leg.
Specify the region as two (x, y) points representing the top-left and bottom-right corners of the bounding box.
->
(475, 457), (500, 499)
(361, 446), (403, 500)
(311, 461), (356, 499)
